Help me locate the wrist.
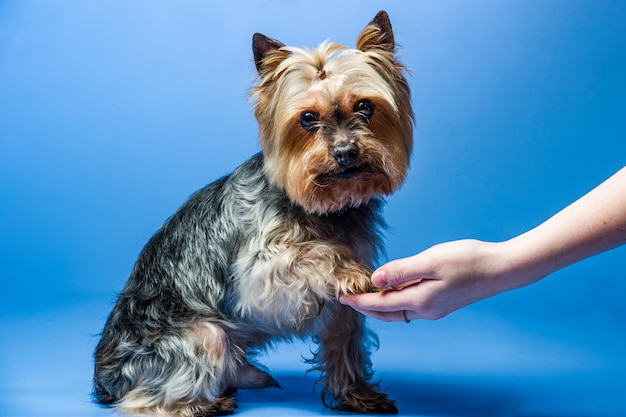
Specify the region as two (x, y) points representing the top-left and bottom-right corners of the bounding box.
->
(493, 236), (555, 291)
(467, 240), (529, 296)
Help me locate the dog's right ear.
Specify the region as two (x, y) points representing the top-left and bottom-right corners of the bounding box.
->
(252, 33), (288, 74)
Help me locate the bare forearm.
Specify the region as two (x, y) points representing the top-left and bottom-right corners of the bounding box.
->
(499, 166), (626, 288)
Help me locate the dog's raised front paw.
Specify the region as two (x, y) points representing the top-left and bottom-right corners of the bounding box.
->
(332, 261), (377, 296)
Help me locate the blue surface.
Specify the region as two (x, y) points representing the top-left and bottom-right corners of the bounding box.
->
(1, 1), (625, 416)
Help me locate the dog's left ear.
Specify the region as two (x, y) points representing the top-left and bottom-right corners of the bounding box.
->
(252, 33), (288, 74)
(356, 10), (395, 53)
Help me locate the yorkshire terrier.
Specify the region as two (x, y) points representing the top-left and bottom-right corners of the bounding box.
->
(93, 10), (413, 417)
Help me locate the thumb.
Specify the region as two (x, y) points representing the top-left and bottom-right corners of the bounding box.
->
(372, 253), (432, 289)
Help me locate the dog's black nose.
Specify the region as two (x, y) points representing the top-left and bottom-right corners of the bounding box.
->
(333, 143), (359, 168)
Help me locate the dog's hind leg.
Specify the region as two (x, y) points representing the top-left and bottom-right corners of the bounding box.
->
(113, 321), (241, 417)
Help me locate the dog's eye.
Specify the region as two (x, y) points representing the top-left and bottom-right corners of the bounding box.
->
(299, 111), (320, 132)
(354, 99), (374, 121)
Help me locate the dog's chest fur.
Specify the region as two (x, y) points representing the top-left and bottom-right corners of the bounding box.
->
(195, 153), (386, 332)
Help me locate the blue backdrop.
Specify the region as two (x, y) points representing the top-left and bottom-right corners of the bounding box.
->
(1, 1), (625, 416)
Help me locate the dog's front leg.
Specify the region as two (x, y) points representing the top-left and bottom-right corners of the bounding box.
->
(233, 240), (376, 323)
(309, 304), (398, 414)
(291, 241), (378, 297)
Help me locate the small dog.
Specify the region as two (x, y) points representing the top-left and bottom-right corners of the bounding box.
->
(94, 10), (413, 417)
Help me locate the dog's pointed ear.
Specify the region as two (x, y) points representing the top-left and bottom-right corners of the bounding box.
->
(253, 33), (288, 74)
(356, 10), (395, 53)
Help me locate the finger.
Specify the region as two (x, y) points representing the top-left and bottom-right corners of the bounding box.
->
(372, 252), (435, 288)
(339, 293), (386, 311)
(349, 305), (414, 323)
(339, 287), (415, 313)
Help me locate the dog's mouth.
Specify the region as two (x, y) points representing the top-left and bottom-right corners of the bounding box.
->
(316, 164), (388, 184)
(335, 165), (365, 179)
(316, 163), (391, 186)
(317, 164), (367, 181)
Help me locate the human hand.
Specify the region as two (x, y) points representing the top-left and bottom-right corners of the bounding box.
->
(340, 239), (515, 321)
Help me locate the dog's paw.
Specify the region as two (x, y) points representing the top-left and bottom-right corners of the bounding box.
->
(193, 396), (238, 417)
(332, 388), (398, 414)
(334, 261), (377, 296)
(231, 361), (280, 389)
